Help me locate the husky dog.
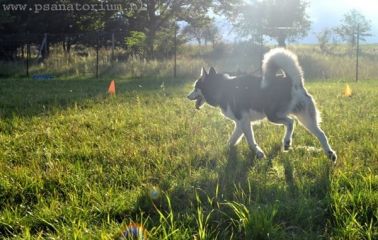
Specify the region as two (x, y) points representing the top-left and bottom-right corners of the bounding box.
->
(187, 48), (337, 161)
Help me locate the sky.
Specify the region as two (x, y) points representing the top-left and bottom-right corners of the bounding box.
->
(217, 0), (378, 43)
(306, 0), (378, 43)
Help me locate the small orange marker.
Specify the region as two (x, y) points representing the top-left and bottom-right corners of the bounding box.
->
(108, 80), (116, 95)
(343, 84), (352, 97)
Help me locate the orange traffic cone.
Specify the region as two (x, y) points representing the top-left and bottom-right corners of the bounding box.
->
(108, 80), (116, 96)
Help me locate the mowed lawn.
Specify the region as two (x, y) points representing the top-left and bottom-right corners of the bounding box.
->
(0, 77), (377, 239)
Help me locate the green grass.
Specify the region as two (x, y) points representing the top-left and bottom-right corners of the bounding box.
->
(0, 46), (206, 80)
(0, 75), (377, 239)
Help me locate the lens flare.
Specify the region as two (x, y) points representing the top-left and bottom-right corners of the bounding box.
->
(120, 223), (147, 239)
(149, 186), (161, 200)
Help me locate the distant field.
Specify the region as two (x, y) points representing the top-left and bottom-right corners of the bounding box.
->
(0, 75), (377, 239)
(2, 43), (378, 82)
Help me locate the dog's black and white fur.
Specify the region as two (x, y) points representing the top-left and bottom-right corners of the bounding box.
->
(187, 48), (337, 161)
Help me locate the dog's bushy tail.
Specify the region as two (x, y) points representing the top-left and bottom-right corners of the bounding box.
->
(261, 48), (304, 89)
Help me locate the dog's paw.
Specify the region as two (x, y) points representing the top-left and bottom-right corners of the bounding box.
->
(283, 140), (291, 151)
(327, 150), (337, 163)
(256, 149), (266, 159)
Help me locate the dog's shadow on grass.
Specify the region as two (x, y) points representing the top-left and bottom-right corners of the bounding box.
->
(129, 146), (333, 239)
(217, 146), (262, 198)
(217, 143), (331, 199)
(218, 143), (282, 192)
(282, 156), (298, 195)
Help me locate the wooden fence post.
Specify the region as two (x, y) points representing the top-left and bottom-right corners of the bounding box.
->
(96, 32), (99, 80)
(356, 24), (360, 82)
(26, 33), (31, 78)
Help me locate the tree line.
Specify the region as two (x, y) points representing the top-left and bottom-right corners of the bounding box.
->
(0, 0), (372, 61)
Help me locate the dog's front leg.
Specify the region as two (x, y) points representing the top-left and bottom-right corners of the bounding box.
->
(228, 122), (244, 147)
(239, 119), (266, 159)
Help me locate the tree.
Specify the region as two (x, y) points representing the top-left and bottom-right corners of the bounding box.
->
(0, 0), (217, 60)
(212, 0), (244, 20)
(334, 9), (371, 48)
(0, 0), (198, 60)
(233, 0), (311, 46)
(123, 0), (213, 58)
(203, 23), (221, 47)
(182, 24), (203, 45)
(125, 31), (147, 57)
(182, 21), (220, 47)
(0, 0), (121, 59)
(316, 28), (333, 53)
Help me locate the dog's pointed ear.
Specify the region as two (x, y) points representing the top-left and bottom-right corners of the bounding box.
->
(200, 67), (208, 77)
(208, 67), (216, 76)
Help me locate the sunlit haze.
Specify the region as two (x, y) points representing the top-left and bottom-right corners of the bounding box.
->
(218, 0), (378, 43)
(308, 0), (378, 43)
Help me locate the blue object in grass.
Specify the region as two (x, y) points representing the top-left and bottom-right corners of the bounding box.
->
(32, 74), (54, 80)
(120, 223), (147, 239)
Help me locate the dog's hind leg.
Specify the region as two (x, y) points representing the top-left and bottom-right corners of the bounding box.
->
(228, 122), (244, 146)
(267, 114), (295, 151)
(294, 98), (337, 161)
(239, 118), (266, 159)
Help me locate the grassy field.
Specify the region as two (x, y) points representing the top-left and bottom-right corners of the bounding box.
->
(0, 73), (376, 239)
(3, 44), (378, 82)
